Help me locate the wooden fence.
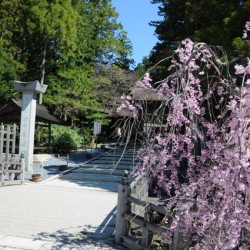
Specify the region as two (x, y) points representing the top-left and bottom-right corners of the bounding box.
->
(115, 174), (192, 250)
(115, 175), (168, 249)
(0, 123), (25, 186)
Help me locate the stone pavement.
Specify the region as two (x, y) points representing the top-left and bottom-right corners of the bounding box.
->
(0, 179), (125, 249)
(0, 143), (141, 249)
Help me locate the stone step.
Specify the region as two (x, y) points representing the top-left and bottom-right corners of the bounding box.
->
(105, 151), (137, 156)
(90, 159), (135, 164)
(75, 167), (127, 176)
(84, 161), (134, 167)
(45, 178), (120, 192)
(95, 155), (136, 160)
(109, 145), (140, 151)
(55, 141), (140, 191)
(60, 172), (121, 183)
(82, 163), (133, 170)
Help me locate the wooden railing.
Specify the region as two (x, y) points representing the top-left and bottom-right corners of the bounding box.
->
(0, 124), (25, 186)
(115, 174), (167, 249)
(115, 173), (193, 250)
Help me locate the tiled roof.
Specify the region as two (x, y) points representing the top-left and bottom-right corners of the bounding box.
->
(0, 98), (66, 124)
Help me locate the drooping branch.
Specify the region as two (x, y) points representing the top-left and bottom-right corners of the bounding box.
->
(116, 35), (250, 249)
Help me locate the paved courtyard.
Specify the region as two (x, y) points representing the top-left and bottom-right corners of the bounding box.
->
(0, 144), (138, 249)
(0, 146), (133, 250)
(0, 180), (124, 249)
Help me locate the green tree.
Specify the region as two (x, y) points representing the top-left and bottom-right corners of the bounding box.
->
(134, 57), (148, 78)
(0, 41), (20, 101)
(92, 63), (137, 114)
(0, 0), (133, 123)
(0, 0), (78, 80)
(74, 0), (132, 65)
(148, 0), (250, 76)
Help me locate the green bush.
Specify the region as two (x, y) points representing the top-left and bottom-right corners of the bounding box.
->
(79, 126), (93, 146)
(34, 125), (49, 146)
(34, 124), (94, 152)
(52, 125), (84, 153)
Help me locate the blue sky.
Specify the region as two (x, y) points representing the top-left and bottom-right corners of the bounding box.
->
(112, 0), (162, 66)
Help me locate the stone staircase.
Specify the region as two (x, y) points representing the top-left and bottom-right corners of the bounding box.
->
(39, 142), (140, 248)
(59, 142), (140, 192)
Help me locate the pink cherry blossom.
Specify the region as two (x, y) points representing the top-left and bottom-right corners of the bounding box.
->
(235, 64), (245, 74)
(136, 72), (152, 89)
(242, 21), (250, 38)
(120, 29), (250, 248)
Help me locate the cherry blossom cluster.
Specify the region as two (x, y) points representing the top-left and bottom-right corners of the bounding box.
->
(116, 94), (138, 118)
(126, 37), (249, 249)
(135, 72), (153, 89)
(164, 66), (250, 249)
(116, 21), (250, 249)
(242, 21), (250, 38)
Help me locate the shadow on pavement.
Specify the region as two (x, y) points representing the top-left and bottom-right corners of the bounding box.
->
(34, 206), (125, 249)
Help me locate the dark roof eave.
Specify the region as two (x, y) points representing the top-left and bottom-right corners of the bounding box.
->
(0, 98), (67, 125)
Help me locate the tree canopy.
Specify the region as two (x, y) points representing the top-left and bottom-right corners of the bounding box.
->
(146, 0), (250, 78)
(0, 0), (133, 123)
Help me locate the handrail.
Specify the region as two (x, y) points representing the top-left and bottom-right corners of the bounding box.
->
(115, 174), (167, 249)
(130, 175), (143, 190)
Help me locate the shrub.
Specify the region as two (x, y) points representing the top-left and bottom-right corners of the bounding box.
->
(52, 125), (84, 153)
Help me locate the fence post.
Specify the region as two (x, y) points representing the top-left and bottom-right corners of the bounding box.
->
(141, 205), (153, 248)
(0, 123), (4, 163)
(0, 163), (3, 185)
(5, 125), (10, 161)
(170, 197), (192, 250)
(9, 154), (15, 181)
(115, 171), (131, 244)
(20, 154), (25, 184)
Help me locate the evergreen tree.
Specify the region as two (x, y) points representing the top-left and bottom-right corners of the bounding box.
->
(148, 0), (250, 76)
(0, 42), (19, 101)
(0, 0), (133, 123)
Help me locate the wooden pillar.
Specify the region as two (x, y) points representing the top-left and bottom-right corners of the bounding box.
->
(115, 173), (131, 244)
(0, 124), (5, 183)
(11, 124), (16, 154)
(0, 124), (4, 163)
(48, 123), (52, 153)
(142, 205), (153, 248)
(5, 125), (10, 161)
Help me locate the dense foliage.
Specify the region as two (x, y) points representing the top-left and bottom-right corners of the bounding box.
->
(93, 64), (137, 114)
(52, 125), (85, 153)
(0, 0), (133, 123)
(117, 22), (250, 249)
(147, 0), (250, 80)
(0, 42), (18, 101)
(34, 124), (91, 152)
